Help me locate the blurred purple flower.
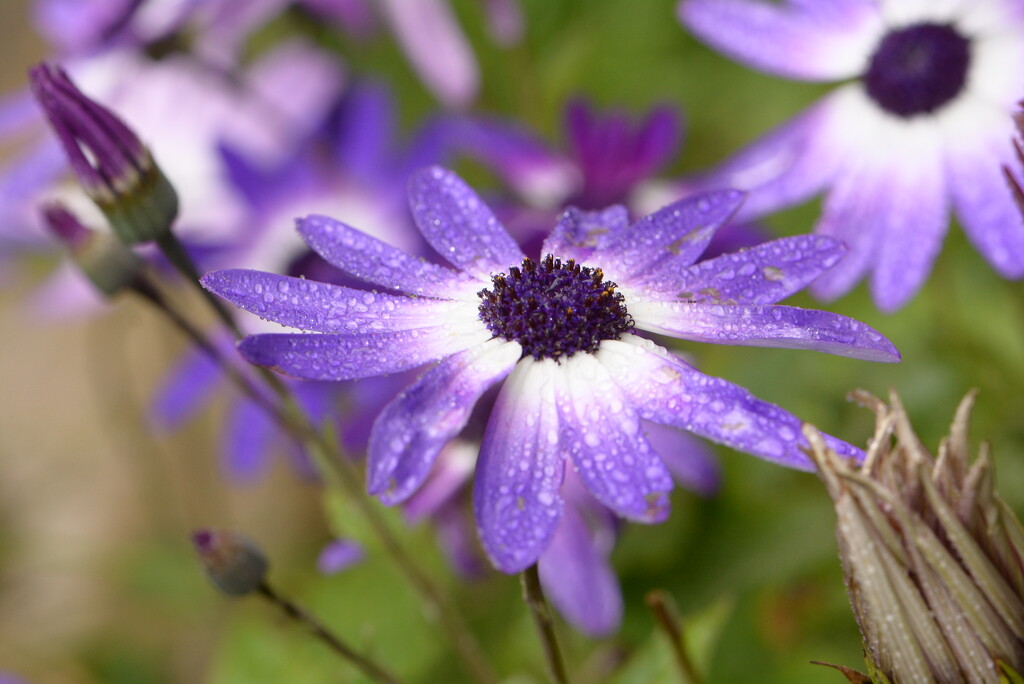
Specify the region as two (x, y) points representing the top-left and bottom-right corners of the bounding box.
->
(678, 0), (1024, 311)
(203, 166), (898, 573)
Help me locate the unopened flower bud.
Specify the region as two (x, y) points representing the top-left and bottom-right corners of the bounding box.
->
(42, 202), (143, 297)
(806, 391), (1024, 684)
(192, 529), (268, 597)
(29, 63), (178, 244)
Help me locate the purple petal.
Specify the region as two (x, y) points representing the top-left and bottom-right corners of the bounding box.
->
(379, 0), (479, 108)
(433, 503), (488, 578)
(402, 441), (477, 522)
(440, 117), (576, 207)
(808, 152), (889, 302)
(238, 326), (488, 380)
(679, 0), (882, 81)
(151, 342), (226, 429)
(868, 122), (949, 312)
(556, 354), (673, 522)
(222, 396), (276, 483)
(202, 269), (463, 333)
(630, 301), (900, 362)
(597, 337), (864, 469)
(408, 167), (525, 278)
(597, 190), (745, 283)
(243, 39), (346, 151)
(317, 539), (365, 574)
(538, 506), (623, 637)
(367, 339), (520, 504)
(541, 205), (632, 264)
(474, 361), (566, 573)
(334, 82), (394, 183)
(944, 104), (1024, 278)
(297, 214), (475, 297)
(638, 234), (848, 305)
(643, 421), (721, 496)
(688, 87), (863, 222)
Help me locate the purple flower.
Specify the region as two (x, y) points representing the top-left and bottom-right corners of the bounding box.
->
(678, 0), (1024, 311)
(203, 166), (899, 573)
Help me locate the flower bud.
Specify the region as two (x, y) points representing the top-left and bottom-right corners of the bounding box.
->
(29, 63), (178, 244)
(191, 529), (268, 597)
(42, 202), (143, 297)
(805, 391), (1024, 684)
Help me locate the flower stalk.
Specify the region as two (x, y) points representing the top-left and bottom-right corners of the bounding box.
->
(805, 390), (1024, 684)
(521, 564), (570, 684)
(646, 589), (703, 684)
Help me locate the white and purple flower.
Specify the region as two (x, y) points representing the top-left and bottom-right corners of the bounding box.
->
(202, 166), (899, 573)
(678, 0), (1024, 311)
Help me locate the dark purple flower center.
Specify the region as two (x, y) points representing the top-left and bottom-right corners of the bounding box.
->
(864, 22), (971, 118)
(478, 255), (633, 361)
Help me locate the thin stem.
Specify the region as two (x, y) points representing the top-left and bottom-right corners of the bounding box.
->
(520, 564), (569, 684)
(257, 582), (405, 684)
(154, 231), (242, 337)
(645, 590), (702, 684)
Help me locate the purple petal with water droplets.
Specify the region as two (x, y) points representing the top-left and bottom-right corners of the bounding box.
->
(630, 301), (900, 362)
(541, 205), (632, 264)
(239, 326), (487, 381)
(538, 505), (622, 637)
(368, 339), (520, 504)
(202, 269), (462, 333)
(556, 355), (672, 522)
(597, 190), (745, 282)
(639, 234), (847, 305)
(297, 214), (475, 297)
(597, 336), (864, 469)
(679, 0), (882, 81)
(408, 166), (525, 279)
(474, 360), (565, 573)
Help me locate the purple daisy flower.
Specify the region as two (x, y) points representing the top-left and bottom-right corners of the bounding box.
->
(678, 0), (1024, 311)
(202, 166), (899, 573)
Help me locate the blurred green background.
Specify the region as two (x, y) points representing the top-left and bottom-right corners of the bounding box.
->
(1, 0), (1023, 682)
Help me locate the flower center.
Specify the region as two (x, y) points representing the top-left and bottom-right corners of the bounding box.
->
(864, 23), (971, 118)
(477, 255), (633, 361)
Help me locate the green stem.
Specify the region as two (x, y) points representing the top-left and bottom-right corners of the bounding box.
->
(258, 582), (406, 684)
(521, 564), (570, 684)
(155, 231), (243, 337)
(645, 590), (702, 684)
